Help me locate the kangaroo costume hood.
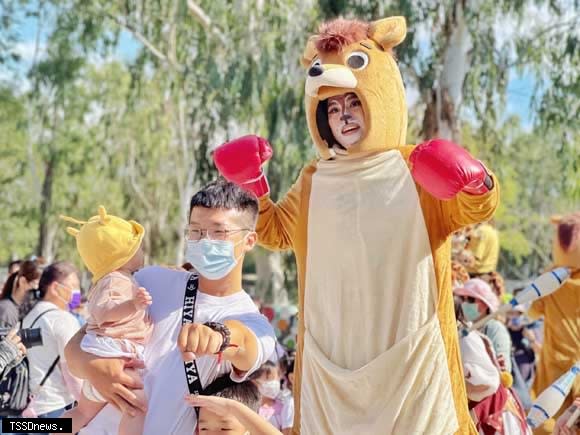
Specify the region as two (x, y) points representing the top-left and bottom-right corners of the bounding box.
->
(302, 17), (407, 159)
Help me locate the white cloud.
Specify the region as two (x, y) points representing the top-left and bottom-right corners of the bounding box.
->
(13, 41), (47, 63)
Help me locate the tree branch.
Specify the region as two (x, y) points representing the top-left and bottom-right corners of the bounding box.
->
(127, 140), (154, 211)
(105, 13), (168, 64)
(186, 0), (211, 30)
(186, 0), (227, 46)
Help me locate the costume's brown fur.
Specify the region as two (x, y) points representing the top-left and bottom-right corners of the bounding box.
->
(557, 212), (580, 252)
(315, 18), (369, 53)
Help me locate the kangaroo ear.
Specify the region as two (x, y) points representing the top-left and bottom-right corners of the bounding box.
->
(550, 215), (563, 225)
(369, 16), (407, 50)
(301, 36), (318, 69)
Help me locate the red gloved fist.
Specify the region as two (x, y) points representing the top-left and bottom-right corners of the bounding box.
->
(409, 139), (493, 200)
(213, 135), (273, 198)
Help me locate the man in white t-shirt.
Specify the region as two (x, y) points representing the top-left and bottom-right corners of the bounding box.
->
(22, 262), (82, 419)
(65, 179), (276, 435)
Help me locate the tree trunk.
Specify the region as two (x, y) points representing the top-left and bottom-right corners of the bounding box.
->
(37, 154), (56, 260)
(422, 1), (471, 142)
(255, 248), (287, 305)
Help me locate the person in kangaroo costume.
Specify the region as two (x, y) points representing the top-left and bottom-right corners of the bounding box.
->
(214, 16), (500, 435)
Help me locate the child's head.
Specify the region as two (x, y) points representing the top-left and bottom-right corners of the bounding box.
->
(251, 361), (281, 400)
(61, 206), (145, 282)
(197, 381), (260, 435)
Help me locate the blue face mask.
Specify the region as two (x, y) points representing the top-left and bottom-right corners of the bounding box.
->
(461, 302), (480, 322)
(508, 315), (525, 328)
(185, 238), (245, 280)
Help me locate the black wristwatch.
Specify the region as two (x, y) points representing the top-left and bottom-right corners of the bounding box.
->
(204, 322), (231, 353)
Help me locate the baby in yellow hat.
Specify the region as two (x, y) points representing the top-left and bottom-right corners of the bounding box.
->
(60, 206), (153, 435)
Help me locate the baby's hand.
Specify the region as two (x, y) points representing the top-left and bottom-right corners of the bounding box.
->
(133, 287), (153, 310)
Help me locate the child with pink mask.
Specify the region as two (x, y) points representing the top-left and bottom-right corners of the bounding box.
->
(251, 361), (294, 435)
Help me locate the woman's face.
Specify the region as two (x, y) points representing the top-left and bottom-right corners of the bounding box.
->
(460, 296), (487, 322)
(55, 273), (80, 303)
(327, 92), (366, 149)
(19, 276), (39, 292)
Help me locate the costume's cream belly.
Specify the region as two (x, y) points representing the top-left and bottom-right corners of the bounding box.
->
(301, 150), (458, 435)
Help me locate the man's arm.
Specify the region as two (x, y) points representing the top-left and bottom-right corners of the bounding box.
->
(64, 327), (146, 415)
(178, 316), (275, 374)
(222, 320), (264, 372)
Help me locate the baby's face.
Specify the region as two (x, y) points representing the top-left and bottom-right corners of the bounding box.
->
(197, 408), (248, 435)
(125, 244), (145, 272)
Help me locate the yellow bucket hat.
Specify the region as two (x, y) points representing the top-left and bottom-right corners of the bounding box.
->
(60, 206), (145, 283)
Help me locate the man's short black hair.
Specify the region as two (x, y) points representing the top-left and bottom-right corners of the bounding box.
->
(215, 380), (261, 413)
(189, 178), (259, 227)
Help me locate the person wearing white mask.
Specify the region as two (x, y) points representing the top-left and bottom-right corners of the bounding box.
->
(252, 361), (294, 434)
(21, 261), (83, 423)
(65, 178), (276, 435)
(454, 278), (513, 374)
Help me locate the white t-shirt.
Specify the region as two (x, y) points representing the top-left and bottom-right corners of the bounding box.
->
(22, 301), (81, 415)
(80, 266), (276, 435)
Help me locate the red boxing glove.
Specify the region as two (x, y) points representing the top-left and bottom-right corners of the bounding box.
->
(409, 139), (493, 200)
(213, 135), (273, 198)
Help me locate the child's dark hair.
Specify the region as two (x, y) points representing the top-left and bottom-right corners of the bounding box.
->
(214, 380), (261, 413)
(250, 360), (279, 381)
(189, 178), (259, 227)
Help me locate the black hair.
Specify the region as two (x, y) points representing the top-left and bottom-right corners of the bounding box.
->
(38, 261), (78, 298)
(286, 355), (295, 375)
(454, 295), (466, 325)
(316, 99), (338, 149)
(189, 178), (259, 227)
(214, 380), (261, 413)
(8, 260), (22, 271)
(250, 360), (278, 381)
(1, 260), (41, 300)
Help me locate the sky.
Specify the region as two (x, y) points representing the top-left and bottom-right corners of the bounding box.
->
(1, 7), (537, 129)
